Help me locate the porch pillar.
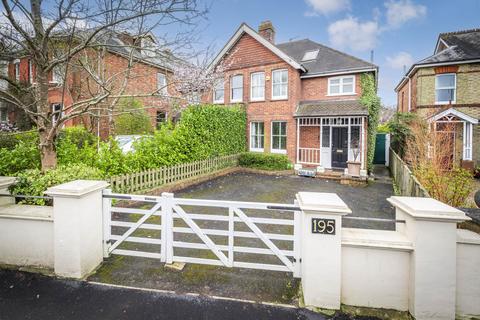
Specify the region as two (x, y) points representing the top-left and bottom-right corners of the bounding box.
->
(463, 122), (473, 160)
(360, 117), (367, 176)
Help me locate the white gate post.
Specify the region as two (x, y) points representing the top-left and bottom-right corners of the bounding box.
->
(161, 192), (174, 264)
(46, 180), (109, 279)
(102, 188), (112, 258)
(0, 177), (16, 206)
(387, 196), (470, 320)
(296, 192), (351, 310)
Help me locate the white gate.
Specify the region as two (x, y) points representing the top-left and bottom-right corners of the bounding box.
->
(103, 190), (301, 277)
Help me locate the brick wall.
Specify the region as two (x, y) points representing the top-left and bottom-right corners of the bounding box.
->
(301, 74), (362, 101)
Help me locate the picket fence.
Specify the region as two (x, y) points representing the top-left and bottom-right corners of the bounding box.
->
(389, 148), (430, 198)
(108, 154), (240, 193)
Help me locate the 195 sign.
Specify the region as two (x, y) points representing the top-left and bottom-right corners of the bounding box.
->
(312, 218), (336, 235)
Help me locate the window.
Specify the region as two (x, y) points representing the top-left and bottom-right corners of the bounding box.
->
(52, 103), (63, 124)
(272, 69), (288, 100)
(322, 126), (330, 147)
(213, 80), (224, 103)
(350, 126), (360, 149)
(157, 73), (167, 95)
(230, 74), (243, 102)
(302, 50), (319, 61)
(250, 122), (264, 151)
(52, 66), (63, 83)
(156, 111), (166, 128)
(13, 60), (20, 81)
(0, 108), (7, 122)
(250, 72), (265, 101)
(271, 121), (287, 153)
(28, 60), (33, 83)
(328, 76), (355, 95)
(435, 73), (456, 104)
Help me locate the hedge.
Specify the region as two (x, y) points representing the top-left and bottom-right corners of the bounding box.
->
(238, 152), (292, 171)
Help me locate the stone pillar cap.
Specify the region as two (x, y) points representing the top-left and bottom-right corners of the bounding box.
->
(387, 196), (470, 222)
(0, 176), (17, 189)
(296, 192), (351, 215)
(46, 180), (109, 198)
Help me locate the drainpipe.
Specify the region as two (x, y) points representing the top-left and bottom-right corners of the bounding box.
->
(408, 77), (412, 112)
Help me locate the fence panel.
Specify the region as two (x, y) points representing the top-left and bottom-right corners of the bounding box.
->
(108, 154), (240, 193)
(389, 148), (429, 198)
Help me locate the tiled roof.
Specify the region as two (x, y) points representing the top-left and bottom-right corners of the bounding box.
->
(295, 99), (368, 117)
(276, 39), (377, 77)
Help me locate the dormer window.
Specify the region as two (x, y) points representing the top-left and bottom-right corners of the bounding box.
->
(302, 50), (319, 61)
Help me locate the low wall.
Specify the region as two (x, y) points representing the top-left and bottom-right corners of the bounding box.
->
(0, 204), (54, 269)
(456, 229), (480, 317)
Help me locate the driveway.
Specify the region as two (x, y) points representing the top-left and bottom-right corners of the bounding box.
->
(0, 269), (380, 320)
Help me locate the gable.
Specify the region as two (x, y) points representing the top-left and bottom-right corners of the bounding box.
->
(223, 33), (283, 70)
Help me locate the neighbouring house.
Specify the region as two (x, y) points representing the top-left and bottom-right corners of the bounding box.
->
(395, 28), (480, 170)
(207, 21), (378, 175)
(4, 31), (175, 137)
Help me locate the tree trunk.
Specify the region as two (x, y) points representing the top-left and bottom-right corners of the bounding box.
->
(39, 130), (57, 170)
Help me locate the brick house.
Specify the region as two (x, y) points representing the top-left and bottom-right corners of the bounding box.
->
(395, 28), (480, 169)
(208, 21), (377, 174)
(2, 32), (174, 137)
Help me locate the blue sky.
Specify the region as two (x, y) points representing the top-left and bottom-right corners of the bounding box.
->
(196, 0), (480, 107)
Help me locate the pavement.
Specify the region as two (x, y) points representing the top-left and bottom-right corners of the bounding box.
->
(0, 269), (381, 320)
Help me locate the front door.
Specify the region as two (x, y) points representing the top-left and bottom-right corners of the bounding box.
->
(332, 127), (348, 168)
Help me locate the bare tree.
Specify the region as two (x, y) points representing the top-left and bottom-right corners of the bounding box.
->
(0, 0), (207, 169)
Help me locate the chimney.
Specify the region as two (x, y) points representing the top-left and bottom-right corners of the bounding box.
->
(258, 20), (275, 44)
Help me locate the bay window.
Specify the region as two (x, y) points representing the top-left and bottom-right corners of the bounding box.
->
(250, 72), (265, 101)
(328, 76), (355, 95)
(250, 121), (264, 151)
(272, 69), (288, 99)
(230, 74), (243, 102)
(271, 121), (287, 153)
(435, 73), (456, 104)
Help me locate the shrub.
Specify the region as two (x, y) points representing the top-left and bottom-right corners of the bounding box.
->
(56, 127), (98, 167)
(56, 126), (97, 148)
(114, 98), (154, 135)
(97, 139), (132, 177)
(0, 139), (40, 176)
(0, 130), (38, 150)
(238, 152), (292, 171)
(9, 164), (104, 205)
(389, 112), (418, 158)
(360, 73), (381, 173)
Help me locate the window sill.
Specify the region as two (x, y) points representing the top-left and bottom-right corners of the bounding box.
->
(213, 101), (225, 105)
(435, 101), (456, 105)
(231, 100), (243, 103)
(326, 93), (356, 97)
(271, 97), (288, 101)
(271, 149), (287, 154)
(250, 99), (265, 103)
(250, 148), (264, 153)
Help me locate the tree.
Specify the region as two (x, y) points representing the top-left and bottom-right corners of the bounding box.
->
(0, 0), (206, 169)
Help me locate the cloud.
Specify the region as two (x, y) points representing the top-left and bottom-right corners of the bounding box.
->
(305, 0), (350, 15)
(328, 16), (379, 51)
(385, 0), (427, 28)
(386, 51), (414, 69)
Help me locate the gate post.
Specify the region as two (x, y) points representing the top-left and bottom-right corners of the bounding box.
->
(161, 192), (174, 264)
(46, 180), (109, 279)
(296, 192), (351, 310)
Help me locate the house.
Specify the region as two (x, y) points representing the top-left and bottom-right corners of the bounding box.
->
(207, 21), (377, 175)
(395, 28), (480, 170)
(3, 31), (174, 137)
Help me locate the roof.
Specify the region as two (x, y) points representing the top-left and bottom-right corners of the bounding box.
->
(295, 99), (368, 117)
(276, 39), (377, 77)
(209, 23), (377, 77)
(428, 107), (478, 124)
(395, 28), (480, 91)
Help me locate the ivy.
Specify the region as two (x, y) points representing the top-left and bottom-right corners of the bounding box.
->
(360, 73), (381, 173)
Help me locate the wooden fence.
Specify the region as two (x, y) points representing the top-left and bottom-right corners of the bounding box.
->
(108, 154), (240, 193)
(389, 148), (430, 198)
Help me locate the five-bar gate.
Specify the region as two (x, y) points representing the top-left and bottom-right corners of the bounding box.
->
(102, 190), (302, 277)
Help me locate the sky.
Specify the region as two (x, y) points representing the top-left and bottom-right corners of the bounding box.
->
(195, 0), (480, 107)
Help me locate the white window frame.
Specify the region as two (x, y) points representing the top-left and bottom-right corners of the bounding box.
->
(51, 66), (63, 84)
(271, 69), (288, 100)
(327, 75), (355, 96)
(271, 121), (287, 154)
(230, 74), (243, 103)
(249, 121), (264, 152)
(28, 59), (33, 84)
(213, 80), (225, 104)
(250, 72), (265, 102)
(435, 73), (456, 104)
(51, 103), (63, 125)
(157, 72), (168, 95)
(13, 59), (20, 82)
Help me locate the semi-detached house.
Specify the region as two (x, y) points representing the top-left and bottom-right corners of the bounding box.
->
(208, 21), (378, 174)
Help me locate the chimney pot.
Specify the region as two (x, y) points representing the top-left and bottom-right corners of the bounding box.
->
(258, 20), (275, 44)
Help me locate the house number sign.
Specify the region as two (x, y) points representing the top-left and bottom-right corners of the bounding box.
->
(312, 218), (336, 235)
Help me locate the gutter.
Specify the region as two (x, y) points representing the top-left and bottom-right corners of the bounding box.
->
(300, 67), (377, 79)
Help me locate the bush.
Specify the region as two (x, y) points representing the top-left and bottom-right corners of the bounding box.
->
(57, 127), (98, 167)
(0, 130), (38, 150)
(9, 164), (104, 205)
(238, 152), (292, 171)
(0, 139), (40, 176)
(360, 73), (381, 173)
(114, 99), (154, 135)
(389, 112), (418, 158)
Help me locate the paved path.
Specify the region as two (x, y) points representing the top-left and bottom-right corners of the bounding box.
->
(0, 269), (379, 320)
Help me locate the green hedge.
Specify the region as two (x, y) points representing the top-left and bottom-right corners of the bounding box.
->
(238, 152), (292, 171)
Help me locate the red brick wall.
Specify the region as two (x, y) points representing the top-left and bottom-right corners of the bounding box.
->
(299, 126), (320, 148)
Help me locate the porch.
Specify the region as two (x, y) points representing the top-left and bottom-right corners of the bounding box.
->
(294, 100), (368, 176)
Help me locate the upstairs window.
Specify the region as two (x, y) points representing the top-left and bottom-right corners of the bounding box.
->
(328, 76), (355, 95)
(52, 103), (63, 124)
(213, 80), (224, 103)
(272, 69), (288, 100)
(435, 73), (456, 104)
(28, 60), (33, 83)
(13, 60), (20, 81)
(302, 50), (319, 61)
(157, 73), (167, 95)
(52, 66), (63, 84)
(250, 72), (265, 101)
(230, 74), (243, 102)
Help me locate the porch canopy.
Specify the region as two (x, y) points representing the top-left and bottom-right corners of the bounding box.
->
(428, 108), (478, 161)
(294, 100), (368, 170)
